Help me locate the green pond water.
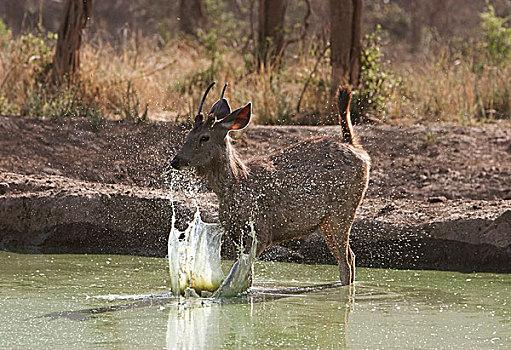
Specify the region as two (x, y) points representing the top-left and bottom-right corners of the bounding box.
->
(0, 251), (509, 349)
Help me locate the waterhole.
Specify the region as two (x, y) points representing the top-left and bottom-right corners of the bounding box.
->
(0, 251), (509, 349)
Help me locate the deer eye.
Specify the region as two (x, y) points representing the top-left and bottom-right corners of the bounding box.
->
(199, 135), (210, 143)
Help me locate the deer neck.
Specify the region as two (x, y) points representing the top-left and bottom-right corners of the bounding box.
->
(197, 137), (248, 196)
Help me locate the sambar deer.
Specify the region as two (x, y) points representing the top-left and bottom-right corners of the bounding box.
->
(171, 82), (370, 285)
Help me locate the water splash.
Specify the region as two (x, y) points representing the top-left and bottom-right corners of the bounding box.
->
(168, 206), (224, 296)
(166, 171), (257, 298)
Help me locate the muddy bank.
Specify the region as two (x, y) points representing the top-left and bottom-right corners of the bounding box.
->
(1, 115), (510, 201)
(0, 172), (217, 256)
(0, 115), (510, 272)
(1, 172), (509, 272)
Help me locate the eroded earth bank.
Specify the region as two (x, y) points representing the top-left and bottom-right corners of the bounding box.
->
(1, 115), (510, 272)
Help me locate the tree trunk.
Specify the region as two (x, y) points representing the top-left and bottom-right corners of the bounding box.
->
(410, 0), (422, 52)
(329, 0), (363, 96)
(350, 0), (362, 87)
(225, 0), (243, 18)
(430, 0), (448, 30)
(1, 0), (26, 35)
(52, 0), (93, 85)
(329, 0), (350, 98)
(257, 0), (288, 69)
(178, 0), (206, 36)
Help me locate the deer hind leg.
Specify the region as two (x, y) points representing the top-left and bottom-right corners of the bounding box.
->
(320, 213), (356, 286)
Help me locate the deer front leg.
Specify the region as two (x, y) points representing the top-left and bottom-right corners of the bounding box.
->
(243, 223), (270, 287)
(220, 223), (269, 292)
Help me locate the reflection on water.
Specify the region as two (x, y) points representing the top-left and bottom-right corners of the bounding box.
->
(165, 284), (353, 349)
(0, 251), (509, 349)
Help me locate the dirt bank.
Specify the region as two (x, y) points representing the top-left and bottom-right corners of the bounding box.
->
(1, 115), (510, 272)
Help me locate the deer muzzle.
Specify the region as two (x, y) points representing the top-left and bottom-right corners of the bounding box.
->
(170, 157), (184, 170)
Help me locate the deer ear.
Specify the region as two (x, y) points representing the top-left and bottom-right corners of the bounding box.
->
(216, 103), (251, 131)
(209, 98), (231, 119)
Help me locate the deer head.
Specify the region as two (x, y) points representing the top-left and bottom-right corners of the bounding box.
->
(171, 82), (252, 170)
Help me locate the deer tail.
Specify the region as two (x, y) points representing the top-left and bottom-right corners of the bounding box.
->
(337, 86), (358, 145)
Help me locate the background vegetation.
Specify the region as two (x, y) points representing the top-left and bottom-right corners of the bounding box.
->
(0, 0), (510, 125)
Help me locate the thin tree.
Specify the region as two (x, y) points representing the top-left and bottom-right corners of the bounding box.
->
(329, 0), (362, 98)
(178, 0), (206, 36)
(51, 0), (93, 85)
(430, 0), (449, 31)
(410, 0), (422, 52)
(256, 0), (288, 69)
(0, 0), (26, 35)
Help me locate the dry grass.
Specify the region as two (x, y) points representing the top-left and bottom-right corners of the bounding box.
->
(392, 54), (511, 125)
(0, 29), (509, 125)
(77, 36), (334, 124)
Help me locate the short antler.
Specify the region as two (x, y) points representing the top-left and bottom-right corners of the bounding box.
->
(220, 83), (228, 99)
(195, 81), (216, 125)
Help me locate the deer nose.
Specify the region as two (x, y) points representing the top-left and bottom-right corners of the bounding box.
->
(170, 158), (181, 170)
